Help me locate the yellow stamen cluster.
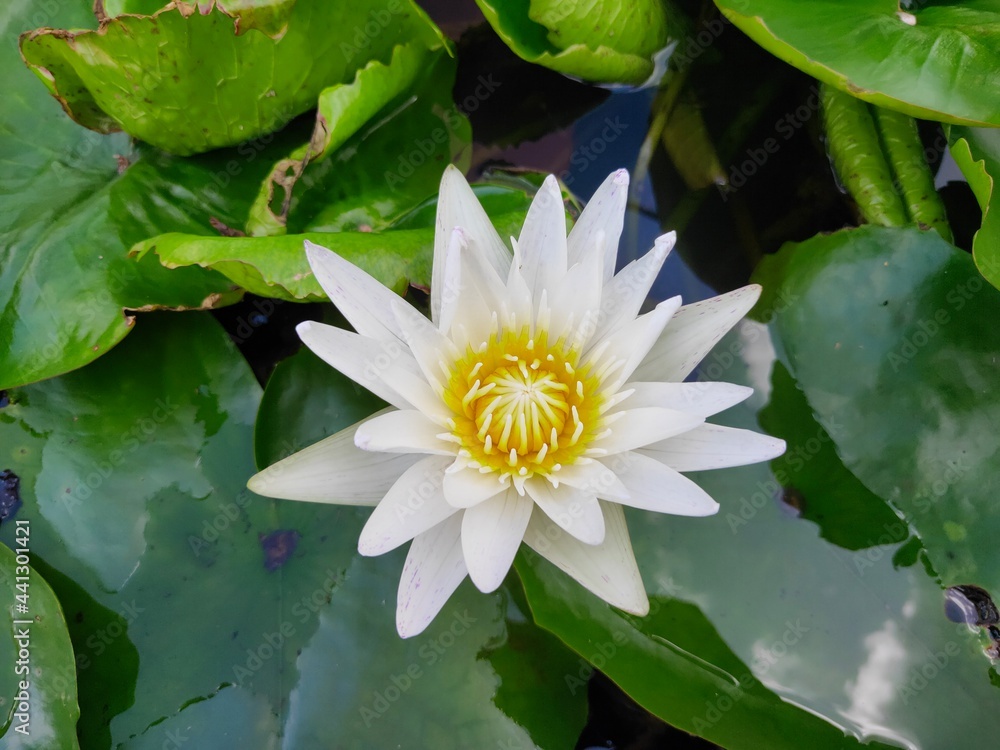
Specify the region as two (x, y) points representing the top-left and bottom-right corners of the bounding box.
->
(444, 325), (605, 489)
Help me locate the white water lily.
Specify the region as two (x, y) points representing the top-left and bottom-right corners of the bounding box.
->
(248, 167), (785, 637)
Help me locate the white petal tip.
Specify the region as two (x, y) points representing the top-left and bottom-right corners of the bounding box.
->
(653, 232), (677, 253)
(468, 569), (506, 594)
(578, 528), (607, 546)
(396, 618), (423, 639)
(611, 168), (629, 186)
(303, 239), (330, 254)
(356, 540), (383, 558)
(693, 501), (721, 517)
(246, 473), (266, 495)
(768, 438), (788, 459)
(295, 320), (314, 337)
(623, 596), (650, 617)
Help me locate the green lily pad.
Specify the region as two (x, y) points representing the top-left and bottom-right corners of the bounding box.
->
(474, 0), (684, 85)
(757, 361), (907, 551)
(754, 225), (1000, 595)
(133, 205), (531, 302)
(247, 42), (434, 236)
(715, 0), (1000, 126)
(948, 126), (1000, 291)
(130, 228), (436, 302)
(519, 308), (1000, 747)
(1, 0), (301, 390)
(0, 543), (80, 749)
(271, 50), (472, 236)
(21, 0), (447, 155)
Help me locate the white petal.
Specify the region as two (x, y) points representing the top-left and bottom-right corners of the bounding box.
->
(432, 165), (512, 323)
(396, 515), (468, 638)
(620, 381), (752, 417)
(247, 412), (418, 504)
(586, 297), (681, 393)
(516, 175), (568, 308)
(639, 423), (786, 472)
(595, 407), (703, 454)
(442, 463), (507, 508)
(545, 233), (604, 346)
(461, 487), (533, 592)
(549, 460), (630, 502)
(436, 226), (469, 337)
(304, 241), (404, 343)
(354, 410), (455, 455)
(567, 168), (628, 281)
(503, 238), (535, 328)
(357, 456), (457, 555)
(602, 451), (719, 516)
(526, 478), (605, 545)
(391, 298), (458, 391)
(589, 232), (674, 346)
(376, 365), (451, 423)
(633, 285), (762, 383)
(523, 501), (648, 614)
(296, 321), (413, 410)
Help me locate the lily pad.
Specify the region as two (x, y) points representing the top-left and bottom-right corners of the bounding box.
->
(0, 543), (80, 750)
(757, 361), (907, 551)
(948, 126), (1000, 291)
(1, 0), (296, 390)
(754, 225), (1000, 596)
(271, 50), (473, 236)
(134, 205), (532, 302)
(474, 0), (684, 85)
(21, 0), (447, 155)
(130, 228), (436, 302)
(715, 0), (1000, 126)
(247, 42), (431, 235)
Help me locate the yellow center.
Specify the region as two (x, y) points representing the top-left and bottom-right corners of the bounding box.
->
(444, 325), (605, 487)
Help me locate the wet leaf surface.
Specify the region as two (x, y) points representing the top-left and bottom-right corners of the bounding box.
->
(716, 0), (1000, 125)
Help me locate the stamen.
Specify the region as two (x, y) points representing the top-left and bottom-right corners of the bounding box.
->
(499, 413), (513, 451)
(477, 412), (493, 440)
(462, 379), (482, 410)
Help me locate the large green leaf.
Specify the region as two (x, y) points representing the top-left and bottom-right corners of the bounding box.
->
(0, 314), (588, 747)
(754, 225), (1000, 596)
(21, 0), (446, 155)
(274, 51), (473, 236)
(518, 229), (1000, 747)
(715, 0), (1000, 126)
(247, 42), (433, 236)
(131, 227), (436, 302)
(474, 0), (684, 85)
(1, 0), (314, 390)
(132, 204), (530, 302)
(0, 543), (80, 749)
(948, 126), (1000, 291)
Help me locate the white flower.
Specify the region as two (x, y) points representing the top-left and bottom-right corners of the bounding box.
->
(248, 167), (785, 637)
